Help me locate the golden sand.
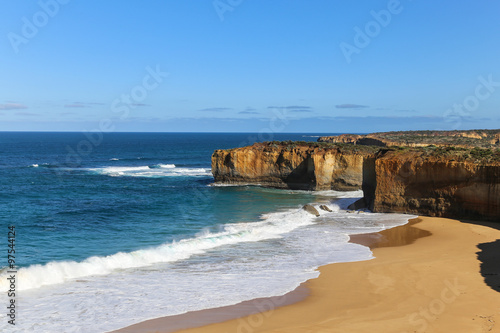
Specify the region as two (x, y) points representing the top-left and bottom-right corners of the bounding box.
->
(113, 217), (500, 333)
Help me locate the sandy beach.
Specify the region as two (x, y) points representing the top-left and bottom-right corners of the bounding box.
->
(113, 217), (500, 333)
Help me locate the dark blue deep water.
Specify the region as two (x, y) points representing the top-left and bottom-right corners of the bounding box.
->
(0, 132), (327, 267)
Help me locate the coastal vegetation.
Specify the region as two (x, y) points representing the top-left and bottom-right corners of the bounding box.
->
(318, 129), (500, 149)
(245, 140), (500, 163)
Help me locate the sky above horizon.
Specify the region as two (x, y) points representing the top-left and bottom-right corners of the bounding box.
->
(1, 1), (499, 133)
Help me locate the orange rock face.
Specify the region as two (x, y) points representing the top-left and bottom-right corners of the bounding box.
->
(491, 133), (500, 145)
(363, 150), (500, 221)
(211, 143), (366, 190)
(212, 142), (500, 221)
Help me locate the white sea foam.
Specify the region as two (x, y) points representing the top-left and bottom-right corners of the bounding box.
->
(0, 193), (417, 333)
(0, 206), (317, 291)
(276, 189), (364, 199)
(313, 189), (364, 198)
(82, 164), (211, 178)
(29, 163), (54, 168)
(150, 163), (176, 168)
(209, 182), (263, 187)
(208, 186), (364, 199)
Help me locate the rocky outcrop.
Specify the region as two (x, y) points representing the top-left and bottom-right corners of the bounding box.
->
(319, 205), (333, 212)
(212, 142), (369, 190)
(303, 204), (320, 217)
(491, 133), (500, 145)
(363, 150), (500, 221)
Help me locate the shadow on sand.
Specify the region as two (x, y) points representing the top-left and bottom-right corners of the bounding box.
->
(477, 238), (500, 293)
(467, 220), (500, 293)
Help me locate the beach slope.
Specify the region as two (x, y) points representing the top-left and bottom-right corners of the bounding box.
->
(172, 217), (500, 333)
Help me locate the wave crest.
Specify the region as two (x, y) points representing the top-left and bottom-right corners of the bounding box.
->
(0, 205), (319, 291)
(84, 164), (211, 178)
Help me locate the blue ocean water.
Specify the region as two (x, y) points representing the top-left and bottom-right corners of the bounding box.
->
(0, 132), (414, 333)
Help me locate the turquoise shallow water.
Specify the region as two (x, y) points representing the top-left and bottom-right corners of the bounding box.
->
(0, 132), (414, 332)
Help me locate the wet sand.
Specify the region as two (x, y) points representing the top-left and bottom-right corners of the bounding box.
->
(112, 217), (500, 333)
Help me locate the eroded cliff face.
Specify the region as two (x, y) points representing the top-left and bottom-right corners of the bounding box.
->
(212, 142), (500, 221)
(212, 143), (367, 190)
(364, 150), (500, 221)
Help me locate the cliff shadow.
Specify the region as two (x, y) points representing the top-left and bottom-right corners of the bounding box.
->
(477, 239), (500, 293)
(361, 156), (376, 210)
(465, 220), (500, 293)
(284, 157), (315, 190)
(456, 219), (500, 293)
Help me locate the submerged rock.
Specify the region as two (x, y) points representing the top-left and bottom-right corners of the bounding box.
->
(303, 204), (320, 217)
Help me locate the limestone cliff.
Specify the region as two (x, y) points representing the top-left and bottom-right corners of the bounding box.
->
(211, 142), (371, 190)
(212, 141), (500, 221)
(363, 150), (500, 221)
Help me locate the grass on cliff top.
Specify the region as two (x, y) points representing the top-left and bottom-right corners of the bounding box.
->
(252, 140), (380, 154)
(233, 141), (500, 163)
(374, 129), (500, 137)
(388, 145), (500, 163)
(225, 140), (500, 163)
(366, 129), (500, 148)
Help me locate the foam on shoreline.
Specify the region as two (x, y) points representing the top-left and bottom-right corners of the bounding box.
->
(0, 194), (415, 333)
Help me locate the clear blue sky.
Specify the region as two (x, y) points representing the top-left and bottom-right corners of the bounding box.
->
(1, 0), (499, 132)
